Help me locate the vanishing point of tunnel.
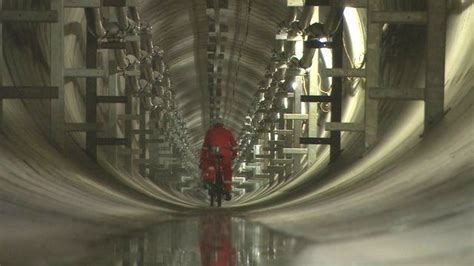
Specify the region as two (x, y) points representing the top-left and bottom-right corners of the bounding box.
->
(0, 0), (473, 265)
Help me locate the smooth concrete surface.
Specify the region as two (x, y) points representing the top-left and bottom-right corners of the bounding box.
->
(65, 214), (309, 266)
(0, 1), (473, 266)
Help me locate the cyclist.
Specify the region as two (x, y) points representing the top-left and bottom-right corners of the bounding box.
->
(200, 116), (237, 201)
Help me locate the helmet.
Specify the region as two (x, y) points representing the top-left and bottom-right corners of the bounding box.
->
(212, 116), (224, 126)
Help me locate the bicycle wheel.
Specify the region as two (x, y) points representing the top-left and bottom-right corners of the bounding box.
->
(209, 188), (214, 207)
(216, 173), (223, 207)
(217, 189), (222, 207)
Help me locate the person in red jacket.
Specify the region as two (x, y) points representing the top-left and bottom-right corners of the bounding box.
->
(200, 117), (237, 201)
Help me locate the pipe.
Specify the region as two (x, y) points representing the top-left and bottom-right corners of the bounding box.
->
(129, 6), (140, 22)
(126, 38), (141, 59)
(300, 6), (345, 69)
(298, 7), (315, 29)
(286, 7), (298, 24)
(324, 7), (344, 36)
(299, 47), (316, 69)
(305, 7), (345, 38)
(92, 8), (107, 38)
(115, 49), (127, 70)
(116, 7), (129, 31)
(141, 27), (154, 55)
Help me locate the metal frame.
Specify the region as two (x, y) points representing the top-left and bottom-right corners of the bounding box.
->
(50, 0), (66, 148)
(365, 0), (382, 148)
(277, 0), (447, 173)
(0, 0), (3, 129)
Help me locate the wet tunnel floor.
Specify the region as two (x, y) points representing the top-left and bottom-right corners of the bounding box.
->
(67, 214), (310, 266)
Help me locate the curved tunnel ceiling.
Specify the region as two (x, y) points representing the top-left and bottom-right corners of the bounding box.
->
(139, 0), (288, 147)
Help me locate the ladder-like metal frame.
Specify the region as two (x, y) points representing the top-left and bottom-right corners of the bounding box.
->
(0, 0), (3, 128)
(0, 1), (62, 133)
(0, 0), (187, 180)
(291, 0), (447, 163)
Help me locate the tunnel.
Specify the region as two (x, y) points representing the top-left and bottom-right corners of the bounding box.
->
(0, 0), (473, 265)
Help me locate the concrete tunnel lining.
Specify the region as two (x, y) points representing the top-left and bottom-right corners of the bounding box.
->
(0, 0), (473, 265)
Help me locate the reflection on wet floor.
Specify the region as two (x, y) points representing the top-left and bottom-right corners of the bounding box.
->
(72, 214), (308, 266)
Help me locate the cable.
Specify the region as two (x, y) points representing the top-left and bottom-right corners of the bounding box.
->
(225, 0), (252, 125)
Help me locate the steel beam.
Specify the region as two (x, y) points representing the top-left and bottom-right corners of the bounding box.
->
(138, 97), (147, 176)
(50, 0), (65, 148)
(268, 140), (286, 145)
(117, 148), (141, 155)
(97, 95), (128, 103)
(266, 168), (284, 174)
(287, 0), (305, 7)
(365, 0), (382, 148)
(105, 52), (119, 167)
(0, 11), (58, 22)
(103, 0), (139, 6)
(0, 0), (2, 129)
(292, 77), (304, 170)
(301, 95), (332, 102)
(98, 41), (126, 50)
(283, 113), (309, 120)
(283, 148), (308, 154)
(124, 75), (134, 172)
(274, 129), (294, 135)
(425, 0), (446, 130)
(330, 24), (343, 163)
(0, 87), (59, 98)
(271, 159), (294, 164)
(369, 87), (425, 100)
(325, 122), (365, 132)
(299, 138), (331, 145)
(145, 138), (165, 144)
(323, 68), (366, 78)
(118, 114), (141, 120)
(300, 0), (367, 7)
(85, 9), (98, 159)
(64, 123), (99, 132)
(134, 159), (153, 164)
(254, 174), (272, 179)
(64, 0), (140, 8)
(255, 154), (272, 159)
(97, 138), (127, 146)
(124, 70), (141, 77)
(124, 35), (141, 42)
(370, 11), (428, 24)
(132, 129), (154, 135)
(307, 11), (320, 165)
(263, 146), (280, 152)
(64, 68), (105, 78)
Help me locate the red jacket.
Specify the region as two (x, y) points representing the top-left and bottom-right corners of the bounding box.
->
(200, 125), (237, 165)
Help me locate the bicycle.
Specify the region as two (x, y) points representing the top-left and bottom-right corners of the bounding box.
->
(208, 147), (225, 207)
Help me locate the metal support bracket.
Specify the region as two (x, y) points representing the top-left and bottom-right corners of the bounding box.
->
(0, 11), (58, 22)
(283, 114), (309, 120)
(283, 148), (308, 154)
(369, 87), (425, 100)
(299, 138), (332, 145)
(0, 87), (59, 98)
(323, 68), (366, 78)
(64, 68), (105, 78)
(370, 11), (428, 24)
(325, 122), (365, 132)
